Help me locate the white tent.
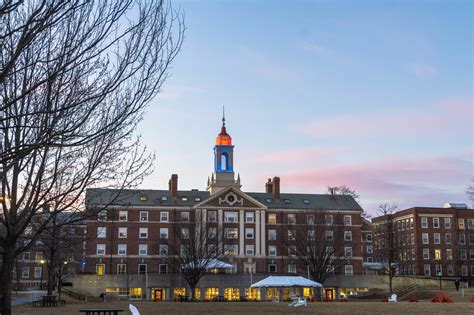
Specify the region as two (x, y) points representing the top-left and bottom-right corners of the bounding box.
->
(250, 276), (322, 288)
(182, 259), (234, 270)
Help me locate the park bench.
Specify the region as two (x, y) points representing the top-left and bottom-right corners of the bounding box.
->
(79, 308), (124, 315)
(31, 295), (66, 307)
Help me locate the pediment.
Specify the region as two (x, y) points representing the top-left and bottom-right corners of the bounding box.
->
(194, 187), (267, 209)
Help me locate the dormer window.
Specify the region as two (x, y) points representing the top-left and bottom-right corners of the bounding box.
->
(284, 199), (291, 204)
(161, 196), (168, 201)
(303, 199), (310, 204)
(181, 197), (188, 202)
(265, 198), (272, 203)
(194, 196), (201, 202)
(139, 195), (147, 201)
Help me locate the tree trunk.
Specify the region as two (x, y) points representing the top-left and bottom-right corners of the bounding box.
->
(388, 263), (393, 294)
(0, 249), (15, 315)
(190, 285), (196, 301)
(47, 264), (55, 295)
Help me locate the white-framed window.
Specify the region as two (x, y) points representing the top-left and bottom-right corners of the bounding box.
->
(435, 264), (442, 276)
(268, 214), (277, 224)
(140, 211), (148, 222)
(268, 245), (277, 256)
(208, 211), (217, 222)
(160, 228), (168, 239)
(245, 228), (254, 239)
(325, 215), (333, 225)
(181, 228), (189, 239)
(118, 244), (127, 255)
(117, 263), (127, 275)
(288, 246), (297, 257)
(288, 264), (297, 274)
(345, 265), (353, 275)
(447, 264), (453, 276)
(159, 264), (168, 275)
(35, 252), (43, 261)
(138, 264), (147, 275)
(367, 245), (373, 254)
(118, 227), (127, 238)
(268, 264), (277, 273)
(245, 245), (254, 256)
(119, 211), (128, 222)
(96, 244), (106, 255)
(208, 227), (217, 238)
(446, 249), (453, 260)
(460, 249), (467, 260)
(366, 233), (372, 241)
(421, 217), (428, 228)
(434, 233), (440, 244)
(34, 267), (42, 279)
(97, 210), (107, 221)
(21, 267), (29, 278)
(423, 248), (429, 260)
(224, 245), (238, 255)
(268, 229), (277, 240)
(423, 264), (431, 276)
(344, 215), (352, 226)
(23, 252), (30, 261)
(307, 230), (315, 240)
(288, 213), (296, 224)
(139, 244), (148, 255)
(459, 218), (465, 229)
(245, 212), (254, 223)
(422, 233), (429, 244)
(181, 212), (190, 222)
(307, 214), (315, 224)
(344, 247), (353, 257)
(445, 233), (451, 244)
(326, 230), (333, 241)
(444, 218), (451, 229)
(159, 245), (168, 255)
(288, 230), (296, 240)
(460, 233), (466, 244)
(224, 211), (238, 222)
(469, 233), (474, 244)
(344, 231), (352, 241)
(433, 217), (440, 228)
(97, 227), (106, 238)
(139, 227), (148, 238)
(224, 228), (238, 239)
(160, 211), (169, 222)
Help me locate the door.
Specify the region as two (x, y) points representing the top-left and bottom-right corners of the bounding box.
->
(325, 289), (334, 301)
(152, 289), (164, 301)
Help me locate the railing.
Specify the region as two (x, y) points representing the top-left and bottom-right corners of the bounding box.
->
(61, 288), (99, 302)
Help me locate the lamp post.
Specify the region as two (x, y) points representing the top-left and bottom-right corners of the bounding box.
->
(436, 258), (442, 290)
(39, 259), (45, 290)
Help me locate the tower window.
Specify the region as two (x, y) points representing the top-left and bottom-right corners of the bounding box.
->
(221, 153), (228, 170)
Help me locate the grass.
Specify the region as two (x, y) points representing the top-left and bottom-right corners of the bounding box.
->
(14, 300), (474, 314)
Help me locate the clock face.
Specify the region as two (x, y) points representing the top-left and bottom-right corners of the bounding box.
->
(227, 195), (235, 203)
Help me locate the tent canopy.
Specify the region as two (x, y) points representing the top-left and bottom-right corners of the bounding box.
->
(250, 276), (322, 288)
(182, 259), (233, 270)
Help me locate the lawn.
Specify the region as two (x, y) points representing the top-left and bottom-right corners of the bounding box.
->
(13, 300), (474, 314)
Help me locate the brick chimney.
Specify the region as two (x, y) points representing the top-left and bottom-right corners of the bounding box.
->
(168, 174), (178, 197)
(272, 176), (280, 200)
(265, 178), (273, 193)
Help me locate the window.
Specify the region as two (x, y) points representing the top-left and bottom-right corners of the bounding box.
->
(445, 233), (451, 244)
(181, 228), (189, 239)
(303, 199), (310, 204)
(268, 229), (277, 240)
(117, 263), (126, 274)
(139, 195), (147, 201)
(34, 267), (42, 279)
(181, 245), (189, 256)
(265, 198), (272, 203)
(245, 212), (254, 223)
(326, 230), (333, 241)
(245, 245), (254, 256)
(288, 214), (296, 224)
(344, 231), (352, 241)
(470, 234), (474, 245)
(444, 218), (451, 229)
(288, 264), (297, 274)
(224, 228), (238, 239)
(470, 249), (474, 260)
(446, 249), (453, 260)
(306, 214), (315, 224)
(468, 219), (474, 229)
(139, 244), (148, 255)
(460, 249), (467, 260)
(268, 246), (277, 256)
(97, 244), (106, 255)
(434, 233), (440, 244)
(268, 264), (277, 273)
(224, 245), (238, 255)
(459, 218), (465, 229)
(23, 252), (30, 261)
(208, 227), (217, 238)
(97, 210), (107, 221)
(367, 257), (373, 263)
(221, 153), (228, 170)
(160, 211), (169, 222)
(307, 230), (315, 240)
(35, 252), (43, 261)
(139, 228), (148, 239)
(288, 230), (296, 240)
(159, 264), (168, 275)
(461, 265), (468, 276)
(423, 248), (430, 260)
(367, 245), (373, 254)
(460, 233), (466, 244)
(97, 227), (106, 238)
(138, 264), (147, 275)
(96, 264), (105, 276)
(208, 211), (217, 222)
(161, 196), (168, 201)
(21, 267), (29, 278)
(344, 247), (353, 257)
(434, 249), (441, 260)
(268, 214), (276, 224)
(119, 211), (128, 222)
(421, 217), (428, 228)
(366, 234), (372, 241)
(422, 233), (429, 244)
(325, 215), (333, 225)
(118, 244), (127, 255)
(433, 217), (439, 228)
(411, 234), (415, 245)
(344, 215), (352, 226)
(160, 228), (168, 239)
(140, 211), (148, 222)
(423, 264), (431, 276)
(118, 227), (127, 238)
(181, 197), (188, 202)
(284, 199), (291, 204)
(194, 196), (201, 202)
(288, 246), (296, 257)
(345, 265), (353, 275)
(181, 212), (190, 222)
(159, 245), (168, 255)
(245, 228), (254, 239)
(224, 212), (238, 222)
(435, 264), (442, 276)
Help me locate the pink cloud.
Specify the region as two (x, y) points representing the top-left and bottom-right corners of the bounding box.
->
(296, 97), (472, 139)
(255, 147), (344, 164)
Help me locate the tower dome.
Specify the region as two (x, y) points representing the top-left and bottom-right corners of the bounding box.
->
(215, 112), (232, 146)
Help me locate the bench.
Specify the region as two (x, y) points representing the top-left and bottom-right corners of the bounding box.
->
(79, 308), (124, 315)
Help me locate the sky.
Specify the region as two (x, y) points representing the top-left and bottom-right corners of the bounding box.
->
(136, 0), (473, 215)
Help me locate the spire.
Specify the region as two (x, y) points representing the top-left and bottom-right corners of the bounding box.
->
(222, 105), (225, 127)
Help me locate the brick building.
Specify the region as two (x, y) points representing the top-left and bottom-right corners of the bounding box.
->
(372, 204), (474, 284)
(79, 117), (366, 301)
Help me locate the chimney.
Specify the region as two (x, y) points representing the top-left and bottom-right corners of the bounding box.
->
(265, 178), (273, 193)
(272, 176), (280, 200)
(168, 174), (178, 197)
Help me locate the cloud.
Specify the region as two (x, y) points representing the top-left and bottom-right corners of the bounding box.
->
(409, 63), (439, 78)
(296, 97), (472, 139)
(255, 147), (345, 164)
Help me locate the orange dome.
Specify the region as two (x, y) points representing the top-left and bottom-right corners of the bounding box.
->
(216, 125), (232, 145)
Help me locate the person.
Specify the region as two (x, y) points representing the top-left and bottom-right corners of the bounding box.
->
(100, 292), (105, 302)
(455, 279), (460, 291)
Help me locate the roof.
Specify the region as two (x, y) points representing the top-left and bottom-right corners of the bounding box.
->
(86, 188), (363, 211)
(250, 276), (322, 288)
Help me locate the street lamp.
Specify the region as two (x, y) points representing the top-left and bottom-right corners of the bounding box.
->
(39, 259), (45, 290)
(435, 258), (442, 290)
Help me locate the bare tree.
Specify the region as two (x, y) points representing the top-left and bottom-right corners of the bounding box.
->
(375, 203), (399, 295)
(327, 185), (370, 218)
(163, 213), (225, 301)
(466, 179), (474, 208)
(284, 211), (345, 284)
(0, 1), (184, 314)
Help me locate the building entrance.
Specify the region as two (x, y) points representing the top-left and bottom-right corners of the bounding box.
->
(152, 288), (166, 301)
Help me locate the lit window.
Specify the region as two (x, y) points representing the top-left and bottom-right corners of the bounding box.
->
(181, 197), (188, 202)
(139, 195), (147, 201)
(268, 214), (276, 224)
(119, 211), (128, 222)
(118, 227), (127, 238)
(161, 196), (168, 201)
(140, 211), (148, 222)
(434, 249), (441, 260)
(224, 228), (238, 239)
(446, 249), (453, 260)
(224, 245), (238, 255)
(96, 264), (105, 276)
